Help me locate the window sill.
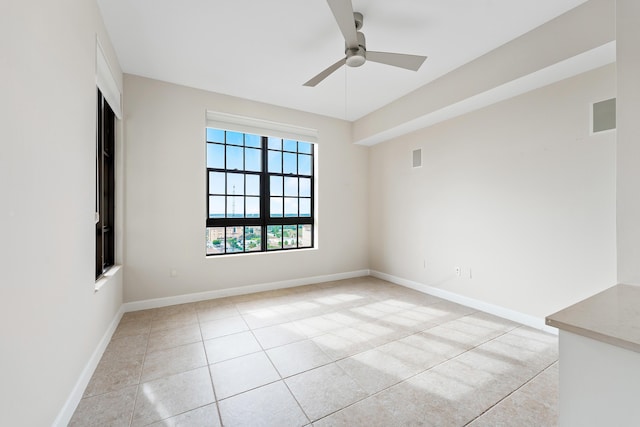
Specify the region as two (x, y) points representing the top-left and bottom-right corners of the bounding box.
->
(95, 265), (122, 293)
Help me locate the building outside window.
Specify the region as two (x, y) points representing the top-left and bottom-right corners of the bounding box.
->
(205, 127), (314, 255)
(96, 88), (116, 278)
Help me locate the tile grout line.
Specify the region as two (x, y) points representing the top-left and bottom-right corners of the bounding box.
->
(240, 304), (314, 425)
(127, 321), (152, 427)
(311, 325), (518, 425)
(462, 358), (559, 426)
(197, 307), (226, 427)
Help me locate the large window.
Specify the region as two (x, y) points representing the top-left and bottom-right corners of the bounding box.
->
(206, 128), (314, 255)
(96, 89), (116, 279)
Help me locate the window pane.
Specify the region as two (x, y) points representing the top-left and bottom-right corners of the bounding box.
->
(267, 225), (282, 250)
(283, 225), (297, 249)
(226, 226), (244, 253)
(300, 198), (311, 217)
(227, 131), (243, 146)
(227, 173), (244, 195)
(299, 154), (312, 175)
(206, 227), (225, 254)
(298, 224), (312, 247)
(298, 142), (312, 154)
(283, 152), (297, 174)
(227, 145), (243, 170)
(207, 143), (224, 169)
(283, 139), (297, 152)
(209, 196), (225, 218)
(245, 133), (261, 148)
(284, 197), (298, 217)
(246, 148), (261, 172)
(227, 196), (244, 218)
(246, 196), (260, 218)
(209, 171), (225, 194)
(206, 128), (224, 143)
(299, 178), (311, 197)
(270, 176), (283, 196)
(268, 137), (281, 150)
(284, 177), (298, 197)
(245, 226), (261, 251)
(270, 197), (283, 217)
(268, 151), (282, 173)
(246, 175), (260, 196)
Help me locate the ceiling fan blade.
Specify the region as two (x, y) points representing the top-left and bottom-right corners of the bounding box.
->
(366, 51), (427, 71)
(303, 57), (347, 87)
(326, 0), (359, 48)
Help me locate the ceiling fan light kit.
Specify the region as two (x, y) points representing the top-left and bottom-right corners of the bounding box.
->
(304, 0), (427, 87)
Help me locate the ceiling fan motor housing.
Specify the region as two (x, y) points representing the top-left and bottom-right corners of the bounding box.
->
(345, 31), (366, 67)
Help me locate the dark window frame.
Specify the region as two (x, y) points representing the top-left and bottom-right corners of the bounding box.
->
(206, 129), (315, 255)
(96, 88), (116, 279)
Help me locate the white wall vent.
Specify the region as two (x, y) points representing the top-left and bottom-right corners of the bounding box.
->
(412, 149), (422, 168)
(592, 98), (616, 134)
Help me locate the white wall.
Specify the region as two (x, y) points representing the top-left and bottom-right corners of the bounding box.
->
(616, 0), (640, 285)
(122, 75), (369, 303)
(0, 1), (124, 425)
(368, 65), (616, 320)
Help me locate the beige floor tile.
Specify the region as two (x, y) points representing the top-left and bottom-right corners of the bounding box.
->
(285, 363), (367, 421)
(141, 342), (207, 382)
(103, 333), (148, 359)
(413, 324), (491, 357)
(151, 311), (199, 332)
(242, 309), (290, 329)
(132, 367), (215, 426)
(397, 357), (524, 426)
(267, 339), (332, 378)
(112, 318), (152, 339)
(376, 337), (447, 371)
(151, 303), (198, 319)
(83, 352), (144, 397)
(69, 385), (137, 427)
(200, 316), (248, 340)
(147, 323), (202, 353)
(72, 278), (560, 426)
(291, 314), (345, 337)
(197, 303), (240, 323)
(252, 322), (307, 349)
(336, 347), (423, 394)
(204, 331), (261, 364)
(210, 351), (280, 399)
(310, 330), (372, 360)
(148, 403), (221, 427)
(468, 363), (558, 427)
(218, 381), (309, 426)
(121, 309), (155, 323)
(412, 300), (477, 324)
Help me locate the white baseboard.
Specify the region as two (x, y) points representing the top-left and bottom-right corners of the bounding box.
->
(53, 306), (125, 427)
(370, 270), (557, 335)
(123, 269), (371, 312)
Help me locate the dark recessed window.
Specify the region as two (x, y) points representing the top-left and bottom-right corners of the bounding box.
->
(96, 88), (116, 279)
(206, 128), (314, 255)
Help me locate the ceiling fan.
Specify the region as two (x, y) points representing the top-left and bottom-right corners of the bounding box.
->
(303, 0), (428, 87)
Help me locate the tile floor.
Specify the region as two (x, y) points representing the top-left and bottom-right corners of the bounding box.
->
(70, 276), (559, 426)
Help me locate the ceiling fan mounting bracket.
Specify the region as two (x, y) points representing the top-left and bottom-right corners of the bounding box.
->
(354, 12), (363, 31)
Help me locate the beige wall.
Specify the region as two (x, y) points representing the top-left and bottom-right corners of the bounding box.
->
(616, 0), (640, 285)
(122, 75), (369, 303)
(368, 65), (617, 319)
(0, 0), (124, 425)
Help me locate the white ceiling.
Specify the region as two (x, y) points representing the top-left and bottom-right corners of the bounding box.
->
(97, 0), (588, 121)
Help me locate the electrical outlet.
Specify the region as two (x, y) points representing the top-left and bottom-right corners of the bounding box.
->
(455, 266), (461, 277)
